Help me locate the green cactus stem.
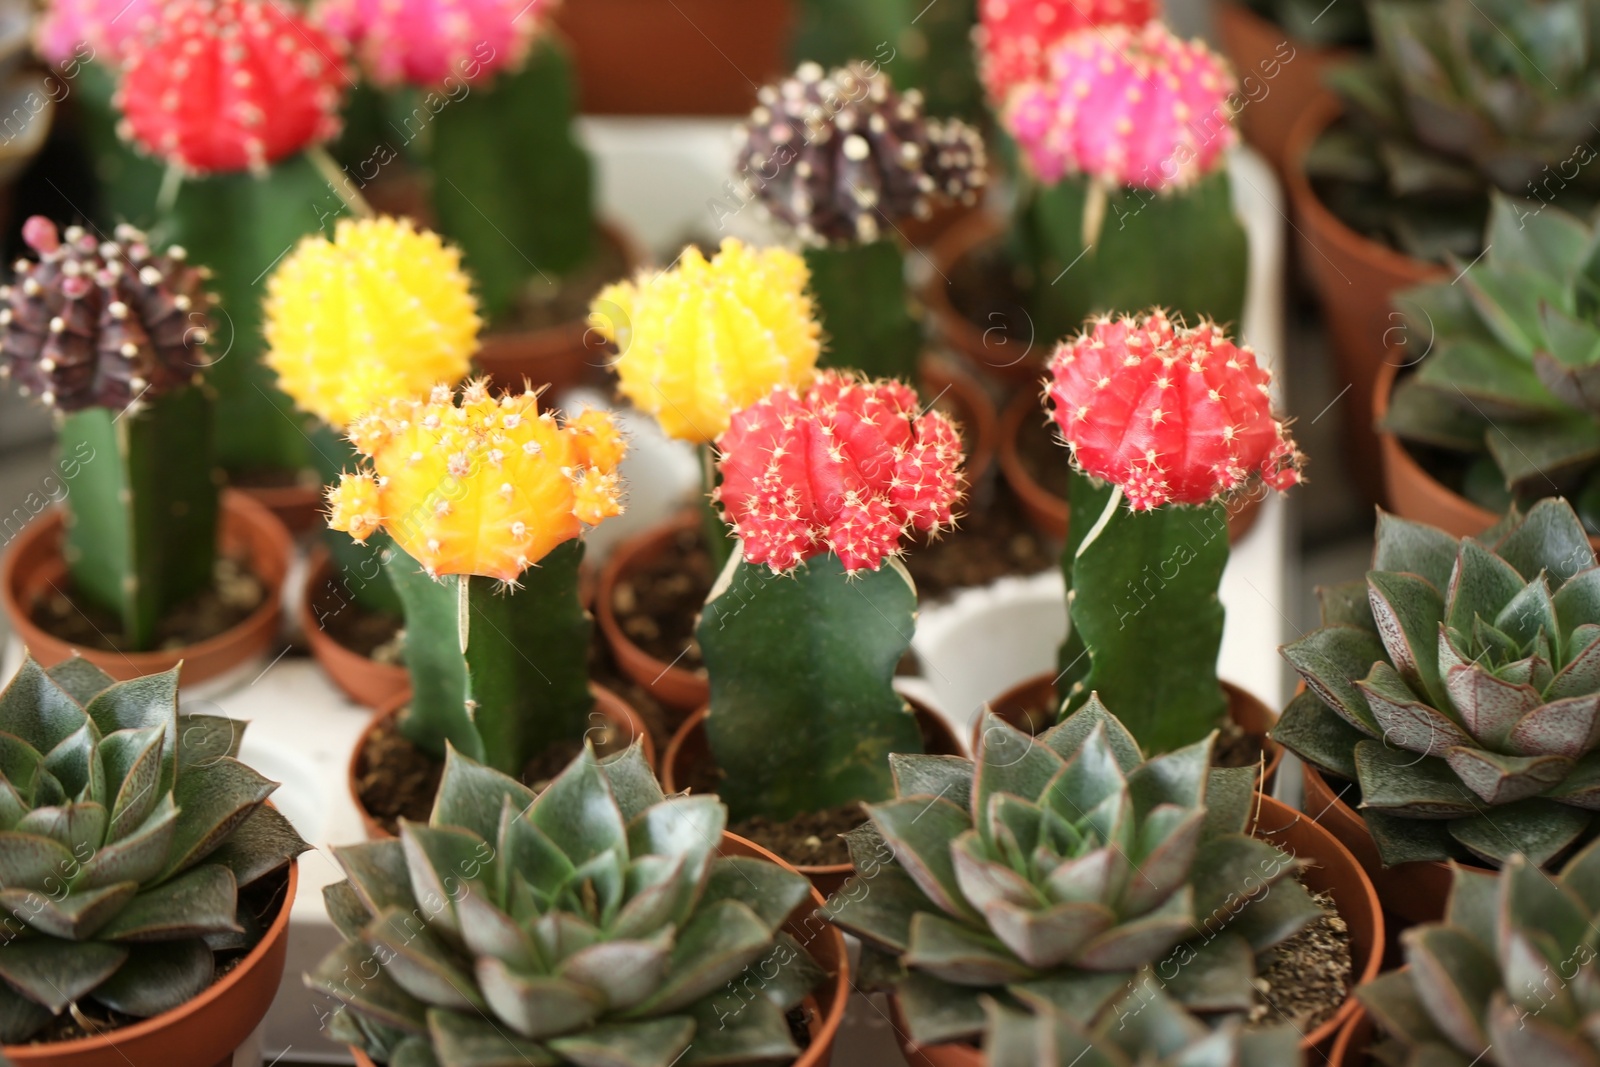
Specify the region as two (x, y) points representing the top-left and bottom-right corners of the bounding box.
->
(697, 549), (925, 822)
(806, 240), (923, 382)
(382, 540), (594, 774)
(698, 444), (734, 575)
(1056, 471), (1230, 753)
(59, 387), (219, 653)
(426, 37), (595, 324)
(1020, 171), (1248, 346)
(306, 421), (402, 617)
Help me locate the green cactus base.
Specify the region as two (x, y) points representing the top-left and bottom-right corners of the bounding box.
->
(428, 37), (596, 323)
(61, 386), (220, 652)
(383, 540), (594, 773)
(307, 422), (402, 616)
(1021, 170), (1248, 342)
(1057, 471), (1229, 754)
(806, 239), (922, 382)
(698, 550), (924, 822)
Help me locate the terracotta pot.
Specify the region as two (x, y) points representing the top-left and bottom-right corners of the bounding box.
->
(1300, 763), (1455, 926)
(1284, 95), (1444, 503)
(983, 674), (1284, 789)
(474, 220), (644, 399)
(300, 547), (410, 711)
(1, 490), (292, 688)
(891, 794), (1383, 1061)
(552, 0), (793, 116)
(924, 212), (1042, 388)
(1212, 2), (1347, 177)
(662, 702), (965, 898)
(997, 390), (1265, 545)
(348, 830), (846, 1067)
(1329, 1005), (1375, 1067)
(2, 862), (298, 1067)
(596, 511), (710, 717)
(349, 684), (654, 840)
(234, 479), (323, 536)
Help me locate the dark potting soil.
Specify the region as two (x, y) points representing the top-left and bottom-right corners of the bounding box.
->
(1248, 890), (1352, 1035)
(23, 865), (290, 1045)
(356, 705), (635, 836)
(587, 635), (677, 755)
(904, 478), (1058, 599)
(945, 233), (1040, 379)
(31, 556), (264, 653)
(1003, 688), (1265, 770)
(224, 465), (319, 491)
(611, 523), (712, 672)
(1015, 405), (1071, 500)
(311, 575), (406, 665)
(495, 227), (631, 333)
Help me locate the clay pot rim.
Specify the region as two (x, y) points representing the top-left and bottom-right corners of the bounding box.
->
(1327, 998), (1373, 1067)
(1, 860), (299, 1061)
(0, 489), (292, 681)
(661, 702), (964, 879)
(595, 510), (709, 710)
(349, 684), (655, 840)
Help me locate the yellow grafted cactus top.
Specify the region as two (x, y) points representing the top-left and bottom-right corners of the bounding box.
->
(264, 216), (481, 430)
(326, 379), (627, 582)
(592, 238), (821, 444)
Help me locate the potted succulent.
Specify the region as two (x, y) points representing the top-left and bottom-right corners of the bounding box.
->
(1284, 0), (1600, 496)
(60, 0), (358, 531)
(262, 215), (481, 709)
(1351, 844), (1600, 1066)
(591, 239), (820, 714)
(989, 311), (1301, 770)
(0, 653), (308, 1064)
(1380, 193), (1600, 540)
(321, 0), (639, 396)
(661, 371), (968, 885)
(327, 378), (646, 836)
(308, 741), (849, 1067)
(826, 699), (1381, 1057)
(1212, 0), (1360, 175)
(0, 217), (292, 687)
(979, 995), (1304, 1067)
(929, 10), (1246, 388)
(1276, 498), (1600, 924)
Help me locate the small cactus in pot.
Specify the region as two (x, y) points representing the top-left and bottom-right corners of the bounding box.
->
(734, 60), (986, 381)
(826, 698), (1322, 1046)
(308, 741), (833, 1067)
(998, 19), (1248, 344)
(1357, 840), (1600, 1066)
(1277, 497), (1600, 868)
(0, 653), (309, 1041)
(696, 370), (965, 825)
(326, 379), (627, 776)
(1043, 310), (1302, 752)
(0, 216), (222, 652)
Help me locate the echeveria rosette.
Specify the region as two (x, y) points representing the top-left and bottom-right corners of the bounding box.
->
(327, 380), (627, 773)
(309, 742), (828, 1067)
(697, 372), (965, 823)
(0, 655), (309, 1042)
(975, 0), (1159, 109)
(1277, 498), (1600, 868)
(1358, 844), (1600, 1067)
(117, 0), (348, 175)
(825, 700), (1320, 1046)
(318, 0), (550, 88)
(713, 371), (965, 575)
(1384, 194), (1600, 525)
(1046, 311), (1301, 753)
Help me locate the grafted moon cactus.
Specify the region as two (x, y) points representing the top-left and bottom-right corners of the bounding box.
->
(827, 700), (1319, 1047)
(116, 0), (348, 174)
(1044, 311), (1301, 753)
(326, 380), (627, 773)
(0, 216), (221, 651)
(1278, 498), (1600, 867)
(975, 0), (1159, 107)
(318, 0), (550, 87)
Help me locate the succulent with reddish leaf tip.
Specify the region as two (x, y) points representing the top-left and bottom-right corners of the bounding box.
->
(0, 655), (308, 1042)
(975, 0), (1159, 107)
(0, 216), (223, 653)
(1044, 311), (1301, 754)
(1277, 499), (1600, 868)
(116, 0), (348, 174)
(826, 700), (1318, 1047)
(1358, 843), (1600, 1067)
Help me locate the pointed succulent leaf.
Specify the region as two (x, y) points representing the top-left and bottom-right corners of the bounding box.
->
(0, 830), (78, 890)
(324, 880), (373, 941)
(980, 897), (1116, 969)
(699, 855), (810, 931)
(598, 743), (666, 823)
(820, 863), (928, 952)
(432, 747), (537, 844)
(91, 939), (214, 1018)
(1123, 807), (1204, 917)
(175, 714), (246, 772)
(531, 753), (627, 868)
(45, 657), (116, 705)
(1443, 862), (1499, 950)
(1444, 746), (1573, 804)
(1489, 990), (1600, 1067)
(1355, 740), (1480, 815)
(890, 753), (975, 812)
(1497, 499), (1598, 585)
(1446, 801), (1592, 867)
(1448, 540), (1528, 635)
(500, 798), (576, 908)
(1496, 576), (1560, 650)
(306, 940), (429, 1033)
(1072, 886), (1195, 970)
(78, 796), (178, 888)
(1318, 578), (1379, 630)
(903, 910), (1039, 985)
(425, 1008), (557, 1067)
(681, 995), (798, 1067)
(98, 863), (240, 941)
(866, 796), (978, 921)
(364, 905), (487, 1012)
(200, 803), (309, 887)
(399, 821), (491, 946)
(1369, 569), (1448, 701)
(973, 712), (1065, 833)
(551, 1017), (699, 1067)
(1507, 694), (1600, 758)
(1160, 931), (1259, 1013)
(630, 898), (775, 1015)
(1280, 626), (1391, 734)
(1269, 691), (1366, 781)
(334, 839), (420, 915)
(1360, 662), (1474, 756)
(1038, 846), (1122, 908)
(1126, 734), (1212, 817)
(165, 757), (274, 876)
(0, 657), (90, 754)
(476, 959), (606, 1039)
(557, 934), (674, 1014)
(1405, 925), (1499, 1053)
(1046, 723), (1127, 821)
(0, 938), (127, 1013)
(17, 801), (107, 862)
(626, 795), (725, 898)
(1446, 660), (1544, 750)
(1038, 697), (1143, 773)
(99, 726), (164, 839)
(43, 719), (98, 800)
(0, 880), (136, 940)
(1376, 510), (1463, 591)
